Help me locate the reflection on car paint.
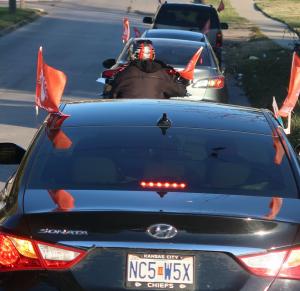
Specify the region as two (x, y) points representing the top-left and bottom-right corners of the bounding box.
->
(48, 189), (75, 211)
(46, 114), (72, 150)
(264, 197), (283, 220)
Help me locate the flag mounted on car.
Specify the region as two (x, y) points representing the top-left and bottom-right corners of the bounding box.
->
(202, 18), (211, 34)
(36, 47), (67, 115)
(278, 52), (300, 118)
(217, 0), (225, 13)
(179, 47), (204, 80)
(122, 17), (130, 43)
(134, 27), (141, 38)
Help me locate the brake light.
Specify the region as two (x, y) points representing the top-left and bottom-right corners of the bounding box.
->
(216, 32), (223, 48)
(208, 77), (224, 89)
(0, 232), (86, 271)
(140, 181), (186, 190)
(102, 69), (116, 78)
(238, 247), (300, 280)
(193, 77), (224, 89)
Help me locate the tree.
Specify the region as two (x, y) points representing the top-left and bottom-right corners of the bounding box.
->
(9, 0), (16, 13)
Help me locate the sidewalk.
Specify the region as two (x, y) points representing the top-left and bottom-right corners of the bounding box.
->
(229, 0), (298, 49)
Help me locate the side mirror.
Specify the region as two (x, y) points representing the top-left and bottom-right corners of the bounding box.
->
(220, 22), (229, 30)
(0, 143), (25, 165)
(143, 17), (153, 24)
(102, 59), (116, 69)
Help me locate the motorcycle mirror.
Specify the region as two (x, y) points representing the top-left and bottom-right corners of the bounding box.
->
(102, 59), (116, 69)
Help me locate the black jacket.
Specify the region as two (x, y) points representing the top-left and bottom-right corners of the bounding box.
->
(110, 60), (187, 99)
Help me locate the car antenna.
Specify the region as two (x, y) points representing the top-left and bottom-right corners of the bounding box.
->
(157, 113), (171, 135)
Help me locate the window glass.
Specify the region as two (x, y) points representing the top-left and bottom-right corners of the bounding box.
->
(155, 6), (220, 29)
(27, 126), (297, 198)
(120, 42), (211, 67)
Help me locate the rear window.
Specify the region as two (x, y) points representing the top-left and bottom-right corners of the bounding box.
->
(155, 5), (220, 29)
(120, 42), (211, 67)
(27, 126), (297, 198)
(145, 31), (205, 42)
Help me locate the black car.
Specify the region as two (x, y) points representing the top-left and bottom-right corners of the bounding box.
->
(1, 99), (300, 290)
(143, 3), (228, 64)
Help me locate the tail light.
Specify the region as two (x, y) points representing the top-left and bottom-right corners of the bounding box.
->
(102, 69), (116, 79)
(238, 247), (300, 280)
(0, 232), (86, 271)
(193, 77), (224, 89)
(216, 32), (223, 48)
(140, 181), (187, 190)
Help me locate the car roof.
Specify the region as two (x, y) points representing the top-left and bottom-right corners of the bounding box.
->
(133, 37), (207, 48)
(160, 3), (214, 10)
(144, 29), (206, 42)
(59, 100), (272, 135)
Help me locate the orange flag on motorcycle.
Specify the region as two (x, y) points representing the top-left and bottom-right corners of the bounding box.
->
(36, 47), (67, 114)
(278, 52), (300, 118)
(217, 0), (225, 13)
(122, 17), (130, 43)
(179, 47), (203, 80)
(134, 27), (141, 38)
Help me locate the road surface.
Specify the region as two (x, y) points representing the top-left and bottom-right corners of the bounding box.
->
(0, 0), (172, 188)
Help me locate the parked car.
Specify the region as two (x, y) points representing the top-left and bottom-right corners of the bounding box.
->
(100, 38), (227, 102)
(1, 99), (300, 290)
(143, 3), (228, 64)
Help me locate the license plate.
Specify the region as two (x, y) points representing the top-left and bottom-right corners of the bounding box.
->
(126, 253), (194, 290)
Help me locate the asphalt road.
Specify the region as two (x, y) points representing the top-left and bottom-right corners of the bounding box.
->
(0, 0), (162, 188)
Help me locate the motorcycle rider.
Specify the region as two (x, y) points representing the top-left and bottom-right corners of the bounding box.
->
(109, 39), (188, 99)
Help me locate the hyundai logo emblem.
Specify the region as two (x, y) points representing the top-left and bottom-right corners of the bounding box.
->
(147, 224), (178, 240)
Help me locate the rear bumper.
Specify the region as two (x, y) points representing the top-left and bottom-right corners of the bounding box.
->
(0, 247), (276, 291)
(178, 87), (227, 103)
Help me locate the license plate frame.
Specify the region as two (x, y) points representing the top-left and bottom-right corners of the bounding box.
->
(126, 253), (195, 290)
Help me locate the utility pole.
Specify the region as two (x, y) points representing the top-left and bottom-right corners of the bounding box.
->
(9, 0), (17, 13)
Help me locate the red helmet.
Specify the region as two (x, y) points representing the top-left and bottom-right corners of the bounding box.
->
(130, 40), (155, 61)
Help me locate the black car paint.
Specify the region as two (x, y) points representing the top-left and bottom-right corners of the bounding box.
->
(1, 100), (300, 291)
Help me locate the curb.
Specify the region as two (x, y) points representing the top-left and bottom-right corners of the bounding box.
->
(253, 2), (300, 40)
(0, 8), (46, 37)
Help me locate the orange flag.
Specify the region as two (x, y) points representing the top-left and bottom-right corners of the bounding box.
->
(122, 17), (130, 43)
(36, 47), (67, 114)
(202, 18), (211, 34)
(179, 47), (204, 80)
(278, 52), (300, 118)
(217, 0), (225, 13)
(134, 27), (141, 38)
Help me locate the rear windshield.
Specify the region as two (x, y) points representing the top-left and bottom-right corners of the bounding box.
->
(120, 42), (211, 67)
(155, 5), (220, 29)
(27, 126), (297, 198)
(144, 31), (205, 42)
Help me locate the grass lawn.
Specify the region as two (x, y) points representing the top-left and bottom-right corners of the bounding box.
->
(254, 0), (300, 34)
(224, 36), (300, 144)
(205, 0), (300, 146)
(0, 7), (37, 30)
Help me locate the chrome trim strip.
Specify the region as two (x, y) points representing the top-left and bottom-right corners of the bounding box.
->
(58, 241), (265, 256)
